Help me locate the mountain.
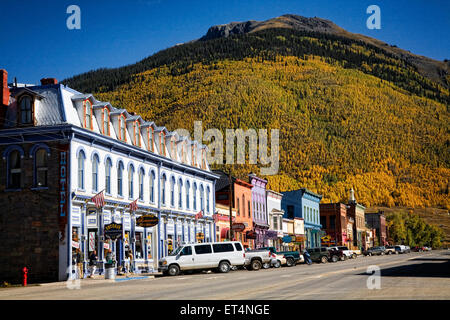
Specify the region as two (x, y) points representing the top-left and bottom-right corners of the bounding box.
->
(201, 14), (450, 89)
(62, 14), (450, 210)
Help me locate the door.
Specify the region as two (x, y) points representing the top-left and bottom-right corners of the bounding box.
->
(176, 245), (194, 270)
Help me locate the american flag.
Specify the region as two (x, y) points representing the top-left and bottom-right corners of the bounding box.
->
(91, 190), (105, 208)
(195, 210), (203, 220)
(129, 199), (138, 212)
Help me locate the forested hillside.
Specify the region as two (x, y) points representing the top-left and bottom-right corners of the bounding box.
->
(62, 19), (450, 210)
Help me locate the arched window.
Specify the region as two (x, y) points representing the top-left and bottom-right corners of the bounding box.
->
(19, 96), (33, 125)
(185, 180), (190, 210)
(200, 184), (204, 212)
(178, 178), (183, 208)
(161, 174), (167, 205)
(128, 164), (135, 199)
(77, 150), (86, 190)
(35, 149), (48, 187)
(138, 168), (145, 201)
(243, 194), (246, 217)
(193, 183), (197, 210)
(117, 161), (124, 196)
(149, 170), (155, 203)
(92, 154), (99, 192)
(105, 158), (112, 194)
(8, 150), (22, 189)
(170, 176), (175, 207)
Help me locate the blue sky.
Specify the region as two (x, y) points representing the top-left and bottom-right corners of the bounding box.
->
(1, 0), (449, 84)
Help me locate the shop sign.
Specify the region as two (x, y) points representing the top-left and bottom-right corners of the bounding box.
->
(196, 232), (204, 240)
(136, 214), (159, 228)
(232, 223), (245, 232)
(104, 223), (123, 240)
(58, 146), (69, 241)
(264, 230), (278, 240)
(89, 232), (96, 251)
(246, 230), (257, 239)
(103, 242), (110, 250)
(295, 235), (305, 242)
(72, 241), (80, 249)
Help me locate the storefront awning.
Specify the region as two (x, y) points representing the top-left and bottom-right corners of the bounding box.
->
(221, 228), (229, 239)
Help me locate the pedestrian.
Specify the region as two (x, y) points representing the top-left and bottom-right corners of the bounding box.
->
(88, 250), (97, 278)
(127, 250), (134, 274)
(76, 248), (84, 279)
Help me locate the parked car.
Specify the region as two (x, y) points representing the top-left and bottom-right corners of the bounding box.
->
(244, 249), (274, 271)
(363, 246), (386, 256)
(158, 241), (245, 276)
(325, 247), (344, 262)
(394, 245), (408, 254)
(385, 246), (397, 255)
(423, 246), (432, 251)
(329, 246), (357, 260)
(262, 252), (286, 268)
(260, 247), (304, 266)
(307, 247), (331, 263)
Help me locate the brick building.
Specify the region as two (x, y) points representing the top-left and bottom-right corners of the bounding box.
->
(319, 203), (351, 247)
(365, 210), (387, 246)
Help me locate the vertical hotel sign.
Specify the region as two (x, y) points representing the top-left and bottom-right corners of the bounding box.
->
(59, 144), (69, 241)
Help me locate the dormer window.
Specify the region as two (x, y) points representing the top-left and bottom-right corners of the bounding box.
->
(133, 121), (141, 147)
(160, 132), (166, 156)
(119, 115), (126, 141)
(102, 108), (110, 136)
(84, 100), (93, 130)
(19, 95), (33, 125)
(148, 127), (154, 152)
(192, 145), (196, 166)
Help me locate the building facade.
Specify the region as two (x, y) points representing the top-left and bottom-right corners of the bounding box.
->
(281, 188), (322, 248)
(249, 173), (269, 248)
(347, 188), (367, 250)
(319, 203), (350, 247)
(213, 203), (237, 242)
(214, 170), (254, 249)
(365, 211), (387, 246)
(266, 189), (284, 250)
(0, 71), (218, 283)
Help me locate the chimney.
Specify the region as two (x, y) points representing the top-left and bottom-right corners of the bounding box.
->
(40, 78), (58, 85)
(1, 69), (10, 106)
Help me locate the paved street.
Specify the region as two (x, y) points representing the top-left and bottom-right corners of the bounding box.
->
(1, 250), (449, 300)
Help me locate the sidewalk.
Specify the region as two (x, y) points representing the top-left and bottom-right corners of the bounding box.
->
(37, 271), (163, 287)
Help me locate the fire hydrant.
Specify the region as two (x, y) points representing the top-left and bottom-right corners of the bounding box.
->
(22, 267), (28, 287)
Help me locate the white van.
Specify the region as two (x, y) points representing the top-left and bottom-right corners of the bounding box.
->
(158, 241), (246, 276)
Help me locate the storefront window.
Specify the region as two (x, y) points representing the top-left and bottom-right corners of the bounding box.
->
(135, 232), (144, 259)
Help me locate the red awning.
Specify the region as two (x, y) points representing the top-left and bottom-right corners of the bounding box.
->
(221, 228), (230, 239)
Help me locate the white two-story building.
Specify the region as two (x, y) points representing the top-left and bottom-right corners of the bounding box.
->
(0, 71), (218, 282)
